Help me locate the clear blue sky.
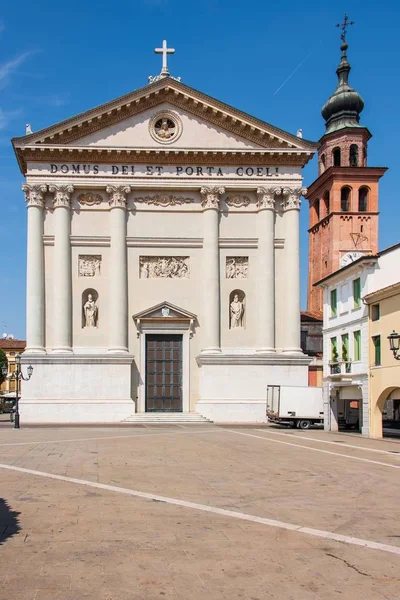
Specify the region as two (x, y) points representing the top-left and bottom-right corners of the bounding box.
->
(0, 0), (399, 339)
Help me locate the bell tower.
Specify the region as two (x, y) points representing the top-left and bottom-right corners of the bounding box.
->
(306, 16), (387, 316)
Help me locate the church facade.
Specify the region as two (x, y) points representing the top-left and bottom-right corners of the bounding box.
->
(13, 62), (317, 423)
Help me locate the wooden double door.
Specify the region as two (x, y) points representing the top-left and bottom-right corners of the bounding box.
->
(145, 334), (183, 412)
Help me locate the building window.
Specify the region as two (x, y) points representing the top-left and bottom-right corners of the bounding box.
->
(349, 144), (359, 167)
(341, 333), (349, 361)
(372, 335), (381, 366)
(353, 330), (361, 361)
(353, 278), (361, 308)
(320, 153), (326, 172)
(9, 363), (16, 373)
(371, 304), (380, 321)
(9, 379), (16, 392)
(9, 352), (15, 356)
(330, 289), (337, 317)
(331, 337), (338, 362)
(323, 191), (330, 215)
(358, 187), (369, 212)
(301, 329), (307, 352)
(314, 199), (320, 221)
(333, 147), (341, 166)
(341, 186), (351, 212)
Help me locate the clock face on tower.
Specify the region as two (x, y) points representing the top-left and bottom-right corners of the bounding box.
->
(340, 251), (363, 268)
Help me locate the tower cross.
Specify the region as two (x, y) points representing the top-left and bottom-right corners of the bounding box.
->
(336, 14), (355, 43)
(154, 40), (175, 76)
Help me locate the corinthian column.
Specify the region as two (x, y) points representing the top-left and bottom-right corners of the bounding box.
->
(281, 187), (307, 354)
(107, 186), (131, 353)
(22, 184), (47, 353)
(200, 187), (224, 353)
(49, 185), (74, 353)
(256, 187), (279, 353)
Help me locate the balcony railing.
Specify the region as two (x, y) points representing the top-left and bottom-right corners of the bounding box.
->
(329, 361), (352, 375)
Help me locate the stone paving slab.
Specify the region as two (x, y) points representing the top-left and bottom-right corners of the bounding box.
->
(0, 424), (399, 599)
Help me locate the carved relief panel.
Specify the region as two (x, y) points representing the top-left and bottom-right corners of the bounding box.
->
(79, 255), (102, 277)
(226, 257), (248, 279)
(139, 256), (190, 279)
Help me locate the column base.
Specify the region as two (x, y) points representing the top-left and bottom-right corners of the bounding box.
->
(108, 347), (129, 354)
(256, 347), (276, 354)
(24, 346), (46, 354)
(51, 347), (73, 354)
(282, 347), (303, 355)
(200, 347), (221, 354)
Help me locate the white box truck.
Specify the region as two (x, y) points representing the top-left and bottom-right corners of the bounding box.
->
(266, 385), (324, 430)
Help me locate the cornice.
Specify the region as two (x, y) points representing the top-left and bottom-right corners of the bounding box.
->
(306, 166), (388, 198)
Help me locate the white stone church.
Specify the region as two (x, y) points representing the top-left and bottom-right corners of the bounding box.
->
(12, 43), (317, 423)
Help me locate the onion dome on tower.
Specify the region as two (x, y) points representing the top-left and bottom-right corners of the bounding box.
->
(321, 39), (364, 134)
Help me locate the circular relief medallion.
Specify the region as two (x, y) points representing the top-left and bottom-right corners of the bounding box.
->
(149, 111), (182, 144)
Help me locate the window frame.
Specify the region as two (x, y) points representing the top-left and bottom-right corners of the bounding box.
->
(330, 288), (338, 317)
(353, 278), (361, 308)
(371, 304), (380, 322)
(372, 335), (381, 366)
(353, 330), (361, 361)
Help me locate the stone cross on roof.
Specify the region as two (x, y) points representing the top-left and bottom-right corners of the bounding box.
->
(336, 13), (355, 43)
(155, 40), (175, 76)
(148, 39), (181, 84)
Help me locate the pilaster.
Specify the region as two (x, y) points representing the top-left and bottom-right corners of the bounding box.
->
(49, 184), (74, 353)
(200, 186), (224, 353)
(22, 184), (47, 353)
(107, 185), (131, 353)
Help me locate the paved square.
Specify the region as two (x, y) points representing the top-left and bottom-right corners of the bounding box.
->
(0, 422), (399, 599)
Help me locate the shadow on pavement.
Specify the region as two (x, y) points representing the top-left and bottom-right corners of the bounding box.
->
(0, 498), (21, 544)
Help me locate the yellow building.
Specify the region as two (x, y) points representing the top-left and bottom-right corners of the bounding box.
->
(0, 339), (26, 395)
(364, 283), (400, 438)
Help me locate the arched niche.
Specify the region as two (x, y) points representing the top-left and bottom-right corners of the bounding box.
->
(229, 289), (246, 329)
(82, 288), (99, 328)
(358, 186), (369, 212)
(341, 186), (351, 212)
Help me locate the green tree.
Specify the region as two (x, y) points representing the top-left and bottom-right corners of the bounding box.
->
(0, 349), (7, 386)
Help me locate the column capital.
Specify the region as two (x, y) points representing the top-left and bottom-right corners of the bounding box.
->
(256, 187), (281, 211)
(106, 185), (131, 209)
(49, 184), (74, 209)
(22, 184), (47, 208)
(281, 187), (307, 211)
(200, 186), (225, 210)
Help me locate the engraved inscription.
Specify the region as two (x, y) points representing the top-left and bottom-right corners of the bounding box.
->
(140, 256), (190, 279)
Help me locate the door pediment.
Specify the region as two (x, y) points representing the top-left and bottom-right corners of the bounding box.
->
(133, 301), (197, 322)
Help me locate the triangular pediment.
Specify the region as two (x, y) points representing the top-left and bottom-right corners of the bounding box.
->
(132, 301), (197, 321)
(13, 78), (317, 157)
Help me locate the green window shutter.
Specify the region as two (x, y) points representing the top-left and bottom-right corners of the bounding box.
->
(353, 330), (361, 361)
(373, 336), (381, 366)
(353, 278), (361, 308)
(330, 289), (337, 316)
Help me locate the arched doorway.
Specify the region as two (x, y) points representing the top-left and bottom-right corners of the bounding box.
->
(371, 387), (400, 438)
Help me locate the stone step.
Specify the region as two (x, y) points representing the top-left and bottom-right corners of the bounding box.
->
(122, 412), (212, 423)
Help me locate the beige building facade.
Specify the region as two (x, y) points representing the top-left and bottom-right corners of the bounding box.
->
(365, 281), (400, 438)
(12, 73), (317, 423)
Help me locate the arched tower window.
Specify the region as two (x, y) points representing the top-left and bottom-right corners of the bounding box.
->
(333, 147), (341, 167)
(323, 191), (330, 215)
(349, 144), (359, 167)
(341, 186), (351, 212)
(314, 199), (320, 221)
(358, 187), (369, 212)
(320, 153), (326, 173)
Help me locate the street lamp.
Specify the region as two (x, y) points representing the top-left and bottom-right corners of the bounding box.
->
(2, 353), (34, 429)
(387, 331), (400, 361)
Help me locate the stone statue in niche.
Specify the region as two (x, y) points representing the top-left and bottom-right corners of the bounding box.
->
(226, 257), (248, 279)
(79, 255), (101, 277)
(82, 290), (98, 328)
(229, 290), (245, 329)
(139, 256), (190, 279)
